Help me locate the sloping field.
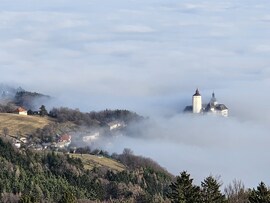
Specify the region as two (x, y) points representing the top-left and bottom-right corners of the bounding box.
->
(0, 113), (54, 136)
(71, 154), (126, 172)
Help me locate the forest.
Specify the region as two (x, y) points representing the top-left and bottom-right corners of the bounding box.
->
(0, 137), (172, 202)
(0, 136), (269, 203)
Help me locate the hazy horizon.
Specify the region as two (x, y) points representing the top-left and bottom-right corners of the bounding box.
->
(1, 0), (270, 188)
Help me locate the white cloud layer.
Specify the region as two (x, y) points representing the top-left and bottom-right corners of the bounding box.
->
(1, 0), (270, 188)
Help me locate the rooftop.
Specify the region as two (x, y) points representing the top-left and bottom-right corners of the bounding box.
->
(16, 107), (27, 112)
(193, 88), (201, 96)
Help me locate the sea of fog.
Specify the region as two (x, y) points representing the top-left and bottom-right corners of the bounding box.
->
(1, 0), (270, 188)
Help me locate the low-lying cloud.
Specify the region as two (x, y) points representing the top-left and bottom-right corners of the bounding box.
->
(1, 0), (270, 188)
(103, 111), (270, 188)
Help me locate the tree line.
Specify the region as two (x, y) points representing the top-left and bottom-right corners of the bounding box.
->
(48, 107), (143, 126)
(0, 138), (171, 202)
(167, 171), (270, 203)
(0, 135), (269, 203)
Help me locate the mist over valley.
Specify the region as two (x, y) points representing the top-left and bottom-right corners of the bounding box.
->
(0, 0), (270, 198)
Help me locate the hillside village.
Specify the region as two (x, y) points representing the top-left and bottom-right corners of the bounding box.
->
(2, 87), (231, 152)
(0, 109), (173, 203)
(2, 108), (128, 152)
(0, 85), (140, 153)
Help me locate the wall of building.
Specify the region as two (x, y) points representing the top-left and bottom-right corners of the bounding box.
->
(192, 95), (202, 113)
(18, 111), (28, 116)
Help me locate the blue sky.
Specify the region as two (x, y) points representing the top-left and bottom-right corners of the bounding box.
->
(1, 0), (270, 188)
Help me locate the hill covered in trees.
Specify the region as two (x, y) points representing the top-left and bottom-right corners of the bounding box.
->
(49, 107), (143, 126)
(14, 91), (50, 110)
(0, 135), (269, 203)
(0, 84), (50, 113)
(0, 137), (172, 202)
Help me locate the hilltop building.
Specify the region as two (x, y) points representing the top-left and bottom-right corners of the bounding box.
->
(192, 89), (202, 113)
(107, 120), (126, 131)
(15, 107), (28, 116)
(184, 89), (228, 117)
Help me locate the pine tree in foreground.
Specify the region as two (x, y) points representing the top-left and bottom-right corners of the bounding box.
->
(201, 176), (226, 203)
(167, 171), (201, 203)
(249, 182), (270, 203)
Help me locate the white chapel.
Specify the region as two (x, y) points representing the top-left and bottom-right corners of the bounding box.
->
(184, 89), (228, 117)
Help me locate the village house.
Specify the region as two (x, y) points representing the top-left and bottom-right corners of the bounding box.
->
(42, 142), (52, 149)
(15, 107), (28, 115)
(56, 142), (69, 148)
(57, 134), (72, 148)
(13, 139), (21, 148)
(9, 135), (29, 149)
(33, 144), (43, 151)
(83, 132), (100, 143)
(20, 137), (28, 144)
(107, 120), (126, 131)
(59, 134), (71, 142)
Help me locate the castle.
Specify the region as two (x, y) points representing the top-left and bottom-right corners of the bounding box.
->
(184, 89), (228, 117)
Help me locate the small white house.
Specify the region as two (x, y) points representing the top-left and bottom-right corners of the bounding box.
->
(9, 137), (21, 148)
(15, 107), (28, 115)
(107, 121), (125, 131)
(20, 137), (28, 143)
(14, 140), (21, 148)
(56, 141), (70, 148)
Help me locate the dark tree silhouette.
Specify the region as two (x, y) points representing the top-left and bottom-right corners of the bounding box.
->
(167, 171), (201, 203)
(249, 182), (270, 203)
(39, 105), (48, 116)
(201, 176), (225, 203)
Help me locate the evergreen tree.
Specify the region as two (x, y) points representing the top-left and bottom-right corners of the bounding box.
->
(19, 194), (34, 203)
(167, 171), (201, 203)
(249, 182), (270, 203)
(201, 176), (225, 203)
(39, 105), (48, 116)
(58, 191), (76, 203)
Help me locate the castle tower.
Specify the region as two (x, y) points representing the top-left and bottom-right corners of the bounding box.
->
(192, 88), (202, 113)
(210, 92), (218, 106)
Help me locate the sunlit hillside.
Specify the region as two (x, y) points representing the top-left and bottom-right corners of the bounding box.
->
(71, 154), (126, 172)
(0, 113), (54, 136)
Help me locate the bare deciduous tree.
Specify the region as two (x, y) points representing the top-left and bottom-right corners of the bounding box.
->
(224, 179), (249, 203)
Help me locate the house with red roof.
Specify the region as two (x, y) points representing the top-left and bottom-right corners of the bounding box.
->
(59, 134), (71, 142)
(57, 134), (72, 148)
(15, 107), (28, 115)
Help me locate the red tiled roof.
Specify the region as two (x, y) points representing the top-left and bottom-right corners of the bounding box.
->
(59, 134), (71, 142)
(17, 107), (27, 112)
